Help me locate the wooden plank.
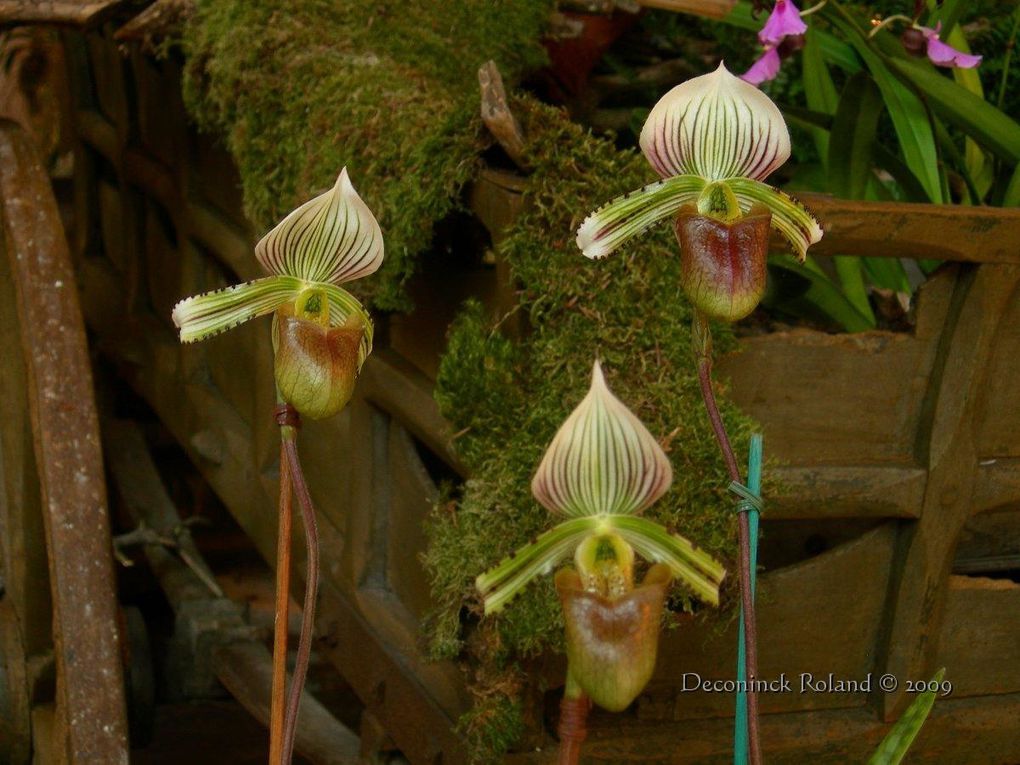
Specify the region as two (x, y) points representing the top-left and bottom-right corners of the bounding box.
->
(718, 264), (955, 468)
(0, 120), (128, 762)
(0, 0), (130, 25)
(971, 458), (1020, 513)
(645, 524), (898, 718)
(801, 194), (1020, 264)
(878, 263), (1020, 719)
(767, 465), (925, 519)
(935, 575), (1020, 698)
(506, 691), (1020, 763)
(634, 0), (736, 18)
(975, 279), (1020, 456)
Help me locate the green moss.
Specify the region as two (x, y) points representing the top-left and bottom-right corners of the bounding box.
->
(424, 96), (757, 752)
(182, 0), (552, 310)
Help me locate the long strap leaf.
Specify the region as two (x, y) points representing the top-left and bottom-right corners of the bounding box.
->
(867, 669), (945, 765)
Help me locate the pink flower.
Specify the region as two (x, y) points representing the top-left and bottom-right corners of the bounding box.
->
(742, 47), (782, 86)
(742, 0), (807, 85)
(758, 0), (807, 46)
(920, 23), (982, 69)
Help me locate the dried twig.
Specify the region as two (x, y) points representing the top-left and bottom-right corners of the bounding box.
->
(478, 60), (529, 170)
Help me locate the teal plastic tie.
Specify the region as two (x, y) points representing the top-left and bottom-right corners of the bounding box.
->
(733, 434), (763, 765)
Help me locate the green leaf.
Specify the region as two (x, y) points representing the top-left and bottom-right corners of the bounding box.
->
(867, 668), (945, 765)
(887, 57), (1020, 166)
(1005, 162), (1020, 207)
(863, 257), (912, 294)
(827, 13), (943, 202)
(802, 27), (839, 163)
(765, 255), (876, 332)
(934, 0), (967, 38)
(833, 257), (876, 325)
(829, 72), (884, 200)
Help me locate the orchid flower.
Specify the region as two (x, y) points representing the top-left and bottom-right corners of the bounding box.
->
(917, 22), (982, 69)
(576, 63), (822, 322)
(475, 361), (725, 615)
(743, 0), (807, 85)
(172, 168), (383, 418)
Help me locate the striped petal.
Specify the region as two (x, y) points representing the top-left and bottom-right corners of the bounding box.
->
(255, 167), (384, 285)
(639, 62), (791, 182)
(532, 362), (673, 518)
(576, 176), (705, 260)
(726, 177), (823, 261)
(172, 275), (303, 343)
(475, 517), (601, 615)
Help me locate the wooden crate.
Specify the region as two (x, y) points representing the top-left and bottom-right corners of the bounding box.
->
(61, 28), (1020, 765)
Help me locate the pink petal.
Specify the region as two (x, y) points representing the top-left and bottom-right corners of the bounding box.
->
(758, 0), (807, 47)
(741, 47), (782, 86)
(926, 36), (982, 68)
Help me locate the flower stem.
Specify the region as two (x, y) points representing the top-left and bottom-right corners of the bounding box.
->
(694, 317), (762, 765)
(280, 433), (319, 765)
(269, 430), (294, 764)
(557, 676), (591, 765)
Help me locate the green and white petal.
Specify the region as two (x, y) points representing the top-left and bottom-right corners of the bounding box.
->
(255, 167), (384, 286)
(531, 362), (673, 518)
(322, 283), (375, 370)
(476, 517), (600, 615)
(172, 275), (303, 344)
(639, 62), (791, 182)
(726, 177), (824, 261)
(576, 176), (705, 260)
(610, 515), (726, 606)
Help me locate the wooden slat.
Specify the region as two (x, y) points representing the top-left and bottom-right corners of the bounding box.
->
(767, 465), (925, 519)
(634, 0), (736, 18)
(801, 194), (1020, 264)
(0, 0), (130, 25)
(879, 264), (1020, 719)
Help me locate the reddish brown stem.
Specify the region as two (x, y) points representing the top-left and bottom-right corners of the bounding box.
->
(280, 436), (319, 765)
(697, 355), (762, 765)
(557, 692), (591, 765)
(268, 439), (293, 765)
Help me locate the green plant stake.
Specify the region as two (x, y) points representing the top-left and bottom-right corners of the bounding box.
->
(732, 434), (763, 765)
(172, 169), (384, 764)
(867, 669), (946, 765)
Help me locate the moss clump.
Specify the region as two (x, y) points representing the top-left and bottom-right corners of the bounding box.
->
(182, 0), (552, 310)
(425, 96), (757, 752)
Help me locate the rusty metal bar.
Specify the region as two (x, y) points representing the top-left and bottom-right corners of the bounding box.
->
(0, 119), (129, 763)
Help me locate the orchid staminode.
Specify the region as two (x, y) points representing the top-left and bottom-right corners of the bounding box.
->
(173, 168), (380, 349)
(576, 63), (822, 321)
(172, 168), (383, 417)
(475, 361), (725, 615)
